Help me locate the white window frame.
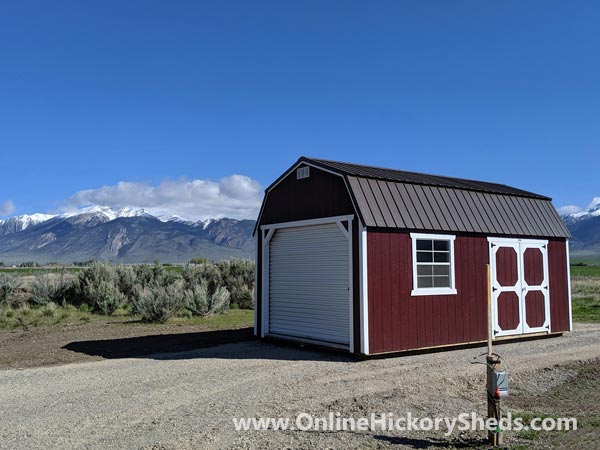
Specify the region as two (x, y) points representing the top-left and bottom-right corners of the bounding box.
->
(410, 233), (457, 296)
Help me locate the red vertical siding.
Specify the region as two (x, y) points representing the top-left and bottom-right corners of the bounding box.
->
(259, 165), (355, 225)
(367, 232), (489, 354)
(548, 239), (570, 333)
(367, 232), (571, 354)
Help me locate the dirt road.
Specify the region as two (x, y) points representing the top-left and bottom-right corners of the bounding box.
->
(0, 324), (599, 449)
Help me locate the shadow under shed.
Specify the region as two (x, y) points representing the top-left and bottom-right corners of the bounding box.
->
(63, 327), (256, 360)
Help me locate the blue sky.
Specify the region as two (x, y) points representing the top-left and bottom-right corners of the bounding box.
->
(1, 1), (598, 220)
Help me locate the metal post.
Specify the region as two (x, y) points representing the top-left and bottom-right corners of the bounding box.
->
(486, 355), (504, 445)
(486, 264), (503, 446)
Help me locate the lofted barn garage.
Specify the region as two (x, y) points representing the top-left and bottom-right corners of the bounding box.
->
(253, 157), (572, 355)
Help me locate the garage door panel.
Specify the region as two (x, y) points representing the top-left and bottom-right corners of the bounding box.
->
(269, 323), (349, 341)
(268, 222), (350, 346)
(269, 314), (349, 328)
(269, 304), (350, 317)
(269, 284), (349, 292)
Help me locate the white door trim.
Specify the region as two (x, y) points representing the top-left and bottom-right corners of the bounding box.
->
(488, 237), (550, 339)
(359, 223), (369, 355)
(519, 240), (551, 334)
(261, 215), (354, 350)
(489, 238), (523, 338)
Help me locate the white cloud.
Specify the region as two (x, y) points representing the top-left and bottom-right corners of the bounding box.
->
(0, 200), (15, 216)
(557, 205), (583, 215)
(60, 175), (263, 221)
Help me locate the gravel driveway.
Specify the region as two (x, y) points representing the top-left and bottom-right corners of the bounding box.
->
(1, 324), (599, 449)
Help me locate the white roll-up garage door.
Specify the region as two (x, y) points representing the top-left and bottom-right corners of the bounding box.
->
(268, 222), (350, 346)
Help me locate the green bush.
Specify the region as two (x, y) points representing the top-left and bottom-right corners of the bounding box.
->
(217, 259), (254, 290)
(85, 279), (126, 315)
(132, 280), (185, 323)
(189, 257), (208, 265)
(79, 263), (126, 314)
(115, 265), (137, 298)
(230, 289), (253, 310)
(184, 280), (230, 317)
(0, 273), (21, 306)
(217, 259), (254, 310)
(29, 272), (74, 305)
(183, 263), (222, 293)
(19, 261), (41, 268)
(134, 263), (180, 287)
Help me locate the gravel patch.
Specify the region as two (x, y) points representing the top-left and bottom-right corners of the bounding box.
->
(0, 323), (599, 449)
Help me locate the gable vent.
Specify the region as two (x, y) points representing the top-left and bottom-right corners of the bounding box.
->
(296, 166), (310, 180)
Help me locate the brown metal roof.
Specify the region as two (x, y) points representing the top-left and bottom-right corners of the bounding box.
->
(346, 176), (569, 238)
(307, 157), (569, 238)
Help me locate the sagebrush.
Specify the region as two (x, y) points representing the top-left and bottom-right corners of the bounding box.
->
(6, 259), (254, 323)
(133, 280), (185, 323)
(0, 273), (21, 306)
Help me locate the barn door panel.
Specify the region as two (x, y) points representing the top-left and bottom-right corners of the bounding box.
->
(489, 238), (550, 339)
(490, 241), (523, 337)
(521, 243), (550, 333)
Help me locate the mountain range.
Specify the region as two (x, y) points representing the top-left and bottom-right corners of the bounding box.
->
(2, 200), (600, 265)
(0, 207), (255, 264)
(561, 198), (600, 260)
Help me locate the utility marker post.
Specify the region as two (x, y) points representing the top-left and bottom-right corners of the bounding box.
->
(486, 264), (504, 446)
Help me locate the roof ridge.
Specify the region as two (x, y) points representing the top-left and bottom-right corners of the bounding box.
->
(303, 156), (550, 201)
(306, 156), (510, 188)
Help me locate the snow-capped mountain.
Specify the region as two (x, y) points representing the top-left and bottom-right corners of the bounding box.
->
(0, 206), (192, 235)
(0, 213), (55, 235)
(560, 197), (600, 259)
(561, 198), (600, 225)
(0, 207), (255, 264)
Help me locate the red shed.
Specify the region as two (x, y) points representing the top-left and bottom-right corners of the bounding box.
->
(253, 157), (572, 355)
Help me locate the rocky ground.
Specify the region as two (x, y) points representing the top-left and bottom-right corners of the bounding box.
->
(0, 324), (599, 449)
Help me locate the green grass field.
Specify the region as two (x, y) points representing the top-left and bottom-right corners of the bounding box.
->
(571, 260), (600, 322)
(0, 267), (85, 276)
(0, 305), (253, 331)
(571, 265), (600, 277)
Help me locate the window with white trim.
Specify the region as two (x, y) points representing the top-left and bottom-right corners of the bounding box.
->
(410, 233), (457, 296)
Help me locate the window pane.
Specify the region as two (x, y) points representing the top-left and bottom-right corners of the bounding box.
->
(433, 240), (449, 251)
(417, 276), (433, 288)
(417, 251), (433, 262)
(433, 275), (450, 288)
(433, 265), (450, 276)
(417, 265), (433, 276)
(416, 240), (432, 251)
(434, 252), (450, 263)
